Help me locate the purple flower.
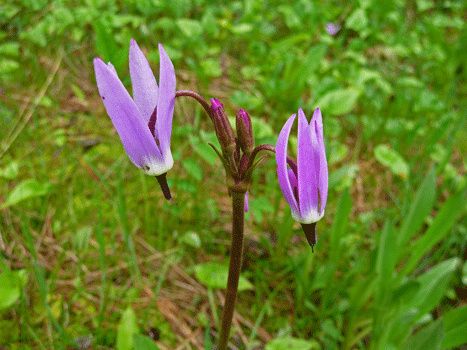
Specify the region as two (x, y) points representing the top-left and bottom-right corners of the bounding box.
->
(276, 108), (328, 225)
(93, 39), (176, 176)
(326, 22), (341, 35)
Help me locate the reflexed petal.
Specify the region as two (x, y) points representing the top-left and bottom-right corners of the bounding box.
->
(297, 108), (318, 221)
(93, 58), (163, 171)
(129, 39), (158, 124)
(312, 108), (328, 214)
(276, 113), (299, 217)
(155, 43), (176, 159)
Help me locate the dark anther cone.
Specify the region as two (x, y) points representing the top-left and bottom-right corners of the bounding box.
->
(155, 173), (175, 203)
(301, 222), (317, 252)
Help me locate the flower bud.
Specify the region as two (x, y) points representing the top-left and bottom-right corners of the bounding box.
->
(210, 98), (236, 157)
(236, 109), (255, 156)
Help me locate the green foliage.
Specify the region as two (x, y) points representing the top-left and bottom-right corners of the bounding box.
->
(1, 0), (466, 348)
(194, 262), (253, 292)
(117, 307), (139, 350)
(1, 179), (53, 208)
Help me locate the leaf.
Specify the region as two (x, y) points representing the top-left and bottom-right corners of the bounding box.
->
(194, 262), (253, 292)
(401, 319), (443, 350)
(292, 44), (327, 96)
(376, 221), (396, 301)
(117, 307), (139, 350)
(397, 168), (436, 249)
(328, 188), (352, 262)
(345, 8), (368, 32)
(0, 58), (19, 74)
(179, 231), (201, 248)
(0, 42), (20, 56)
(176, 19), (203, 37)
(182, 158), (203, 181)
(0, 161), (19, 179)
(314, 88), (361, 116)
(2, 179), (53, 208)
(265, 337), (320, 350)
(133, 334), (160, 350)
(93, 21), (128, 71)
(405, 258), (460, 319)
(374, 144), (409, 179)
(400, 188), (466, 276)
(441, 304), (467, 349)
(0, 269), (28, 309)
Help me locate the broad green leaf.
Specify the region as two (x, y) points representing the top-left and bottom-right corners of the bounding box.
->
(200, 59), (222, 78)
(397, 168), (436, 249)
(0, 42), (20, 56)
(0, 58), (19, 73)
(182, 158), (203, 181)
(314, 88), (361, 116)
(406, 258), (460, 319)
(194, 262), (253, 292)
(251, 117), (274, 139)
(190, 136), (218, 166)
(176, 19), (203, 37)
(328, 164), (359, 190)
(329, 188), (352, 261)
(391, 280), (420, 305)
(179, 231), (201, 248)
(400, 188), (466, 276)
(0, 161), (19, 179)
(265, 337), (319, 350)
(401, 319), (443, 350)
(441, 304), (467, 349)
(93, 21), (128, 71)
(376, 221), (396, 301)
(117, 307), (139, 350)
(133, 334), (160, 350)
(346, 8), (368, 32)
(0, 269), (28, 309)
(2, 179), (53, 208)
(374, 144), (409, 179)
(230, 23), (254, 35)
(277, 5), (301, 29)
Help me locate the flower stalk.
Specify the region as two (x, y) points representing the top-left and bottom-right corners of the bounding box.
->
(217, 189), (246, 350)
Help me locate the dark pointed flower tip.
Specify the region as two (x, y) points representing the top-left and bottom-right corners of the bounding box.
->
(301, 222), (317, 252)
(155, 173), (174, 202)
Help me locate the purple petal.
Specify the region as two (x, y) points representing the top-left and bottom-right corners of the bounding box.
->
(312, 108), (328, 214)
(129, 39), (159, 124)
(287, 168), (298, 194)
(297, 108), (319, 221)
(94, 58), (163, 170)
(326, 22), (341, 35)
(276, 113), (300, 217)
(155, 43), (176, 159)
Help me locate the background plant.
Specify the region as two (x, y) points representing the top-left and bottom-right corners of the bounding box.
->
(0, 0), (466, 349)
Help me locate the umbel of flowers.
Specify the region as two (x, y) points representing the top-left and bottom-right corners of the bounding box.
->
(94, 40), (328, 350)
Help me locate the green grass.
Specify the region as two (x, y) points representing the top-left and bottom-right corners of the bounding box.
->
(1, 0), (467, 349)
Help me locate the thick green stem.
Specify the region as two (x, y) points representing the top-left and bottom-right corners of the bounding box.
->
(217, 190), (245, 350)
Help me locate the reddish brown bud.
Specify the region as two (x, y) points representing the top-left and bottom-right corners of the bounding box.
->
(236, 109), (254, 155)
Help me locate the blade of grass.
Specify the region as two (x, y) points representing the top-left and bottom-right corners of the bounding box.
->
(399, 188), (466, 277)
(95, 193), (107, 331)
(22, 216), (65, 346)
(397, 168), (436, 250)
(116, 165), (142, 284)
